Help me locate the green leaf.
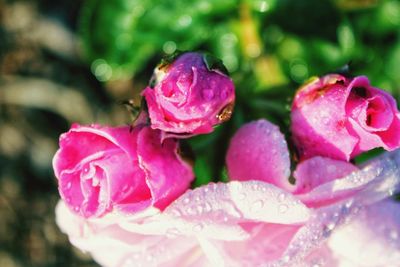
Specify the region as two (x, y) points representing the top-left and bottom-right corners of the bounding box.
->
(202, 53), (229, 75)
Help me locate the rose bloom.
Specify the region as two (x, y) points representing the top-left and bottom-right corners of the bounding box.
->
(291, 74), (400, 161)
(56, 120), (400, 266)
(53, 124), (194, 218)
(142, 52), (235, 137)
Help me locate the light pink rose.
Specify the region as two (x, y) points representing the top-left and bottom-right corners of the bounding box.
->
(56, 118), (400, 267)
(142, 52), (235, 137)
(291, 74), (400, 161)
(53, 124), (194, 218)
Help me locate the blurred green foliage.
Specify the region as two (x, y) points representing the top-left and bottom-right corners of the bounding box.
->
(79, 0), (400, 183)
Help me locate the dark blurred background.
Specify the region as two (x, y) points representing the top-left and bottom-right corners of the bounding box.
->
(0, 0), (399, 266)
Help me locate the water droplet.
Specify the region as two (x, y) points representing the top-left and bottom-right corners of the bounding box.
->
(327, 222), (336, 230)
(251, 200), (264, 212)
(202, 89), (214, 100)
(345, 200), (353, 208)
(192, 223), (203, 232)
(65, 197), (71, 203)
(170, 208), (182, 217)
(390, 230), (398, 240)
(196, 205), (203, 214)
(66, 181), (72, 190)
(166, 228), (180, 238)
(187, 207), (195, 215)
(252, 184), (259, 190)
(92, 177), (100, 187)
(204, 202), (212, 212)
(220, 89), (229, 100)
(282, 255), (290, 263)
(74, 206), (80, 212)
(238, 193), (246, 200)
(183, 198), (190, 204)
(83, 167), (89, 174)
(278, 193), (286, 202)
(278, 204), (289, 213)
(327, 165), (336, 173)
(122, 184), (131, 193)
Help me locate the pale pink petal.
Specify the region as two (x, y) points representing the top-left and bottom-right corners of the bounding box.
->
(328, 199), (400, 266)
(120, 181), (310, 242)
(293, 156), (358, 194)
(226, 120), (293, 191)
(297, 149), (400, 207)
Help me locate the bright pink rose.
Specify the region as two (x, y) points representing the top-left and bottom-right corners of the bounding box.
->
(53, 124), (194, 218)
(142, 52), (235, 137)
(291, 74), (400, 161)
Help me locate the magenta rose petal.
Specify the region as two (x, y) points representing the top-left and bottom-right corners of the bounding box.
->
(226, 119), (293, 191)
(136, 127), (194, 210)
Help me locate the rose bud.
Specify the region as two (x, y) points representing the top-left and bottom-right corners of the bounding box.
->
(142, 52), (235, 137)
(291, 74), (400, 161)
(52, 124), (194, 218)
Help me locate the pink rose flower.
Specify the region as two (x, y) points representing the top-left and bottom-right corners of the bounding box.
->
(291, 74), (400, 161)
(142, 52), (235, 137)
(56, 119), (400, 266)
(53, 124), (194, 218)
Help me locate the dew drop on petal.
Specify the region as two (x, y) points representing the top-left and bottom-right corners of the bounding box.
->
(278, 204), (289, 213)
(327, 222), (336, 230)
(278, 193), (286, 202)
(204, 201), (212, 212)
(202, 89), (215, 100)
(390, 229), (398, 240)
(192, 223), (203, 232)
(250, 200), (264, 212)
(66, 181), (72, 190)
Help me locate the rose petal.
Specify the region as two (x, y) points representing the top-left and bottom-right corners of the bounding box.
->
(291, 75), (359, 161)
(297, 149), (400, 207)
(226, 119), (293, 191)
(136, 127), (194, 210)
(293, 156), (358, 194)
(328, 199), (400, 266)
